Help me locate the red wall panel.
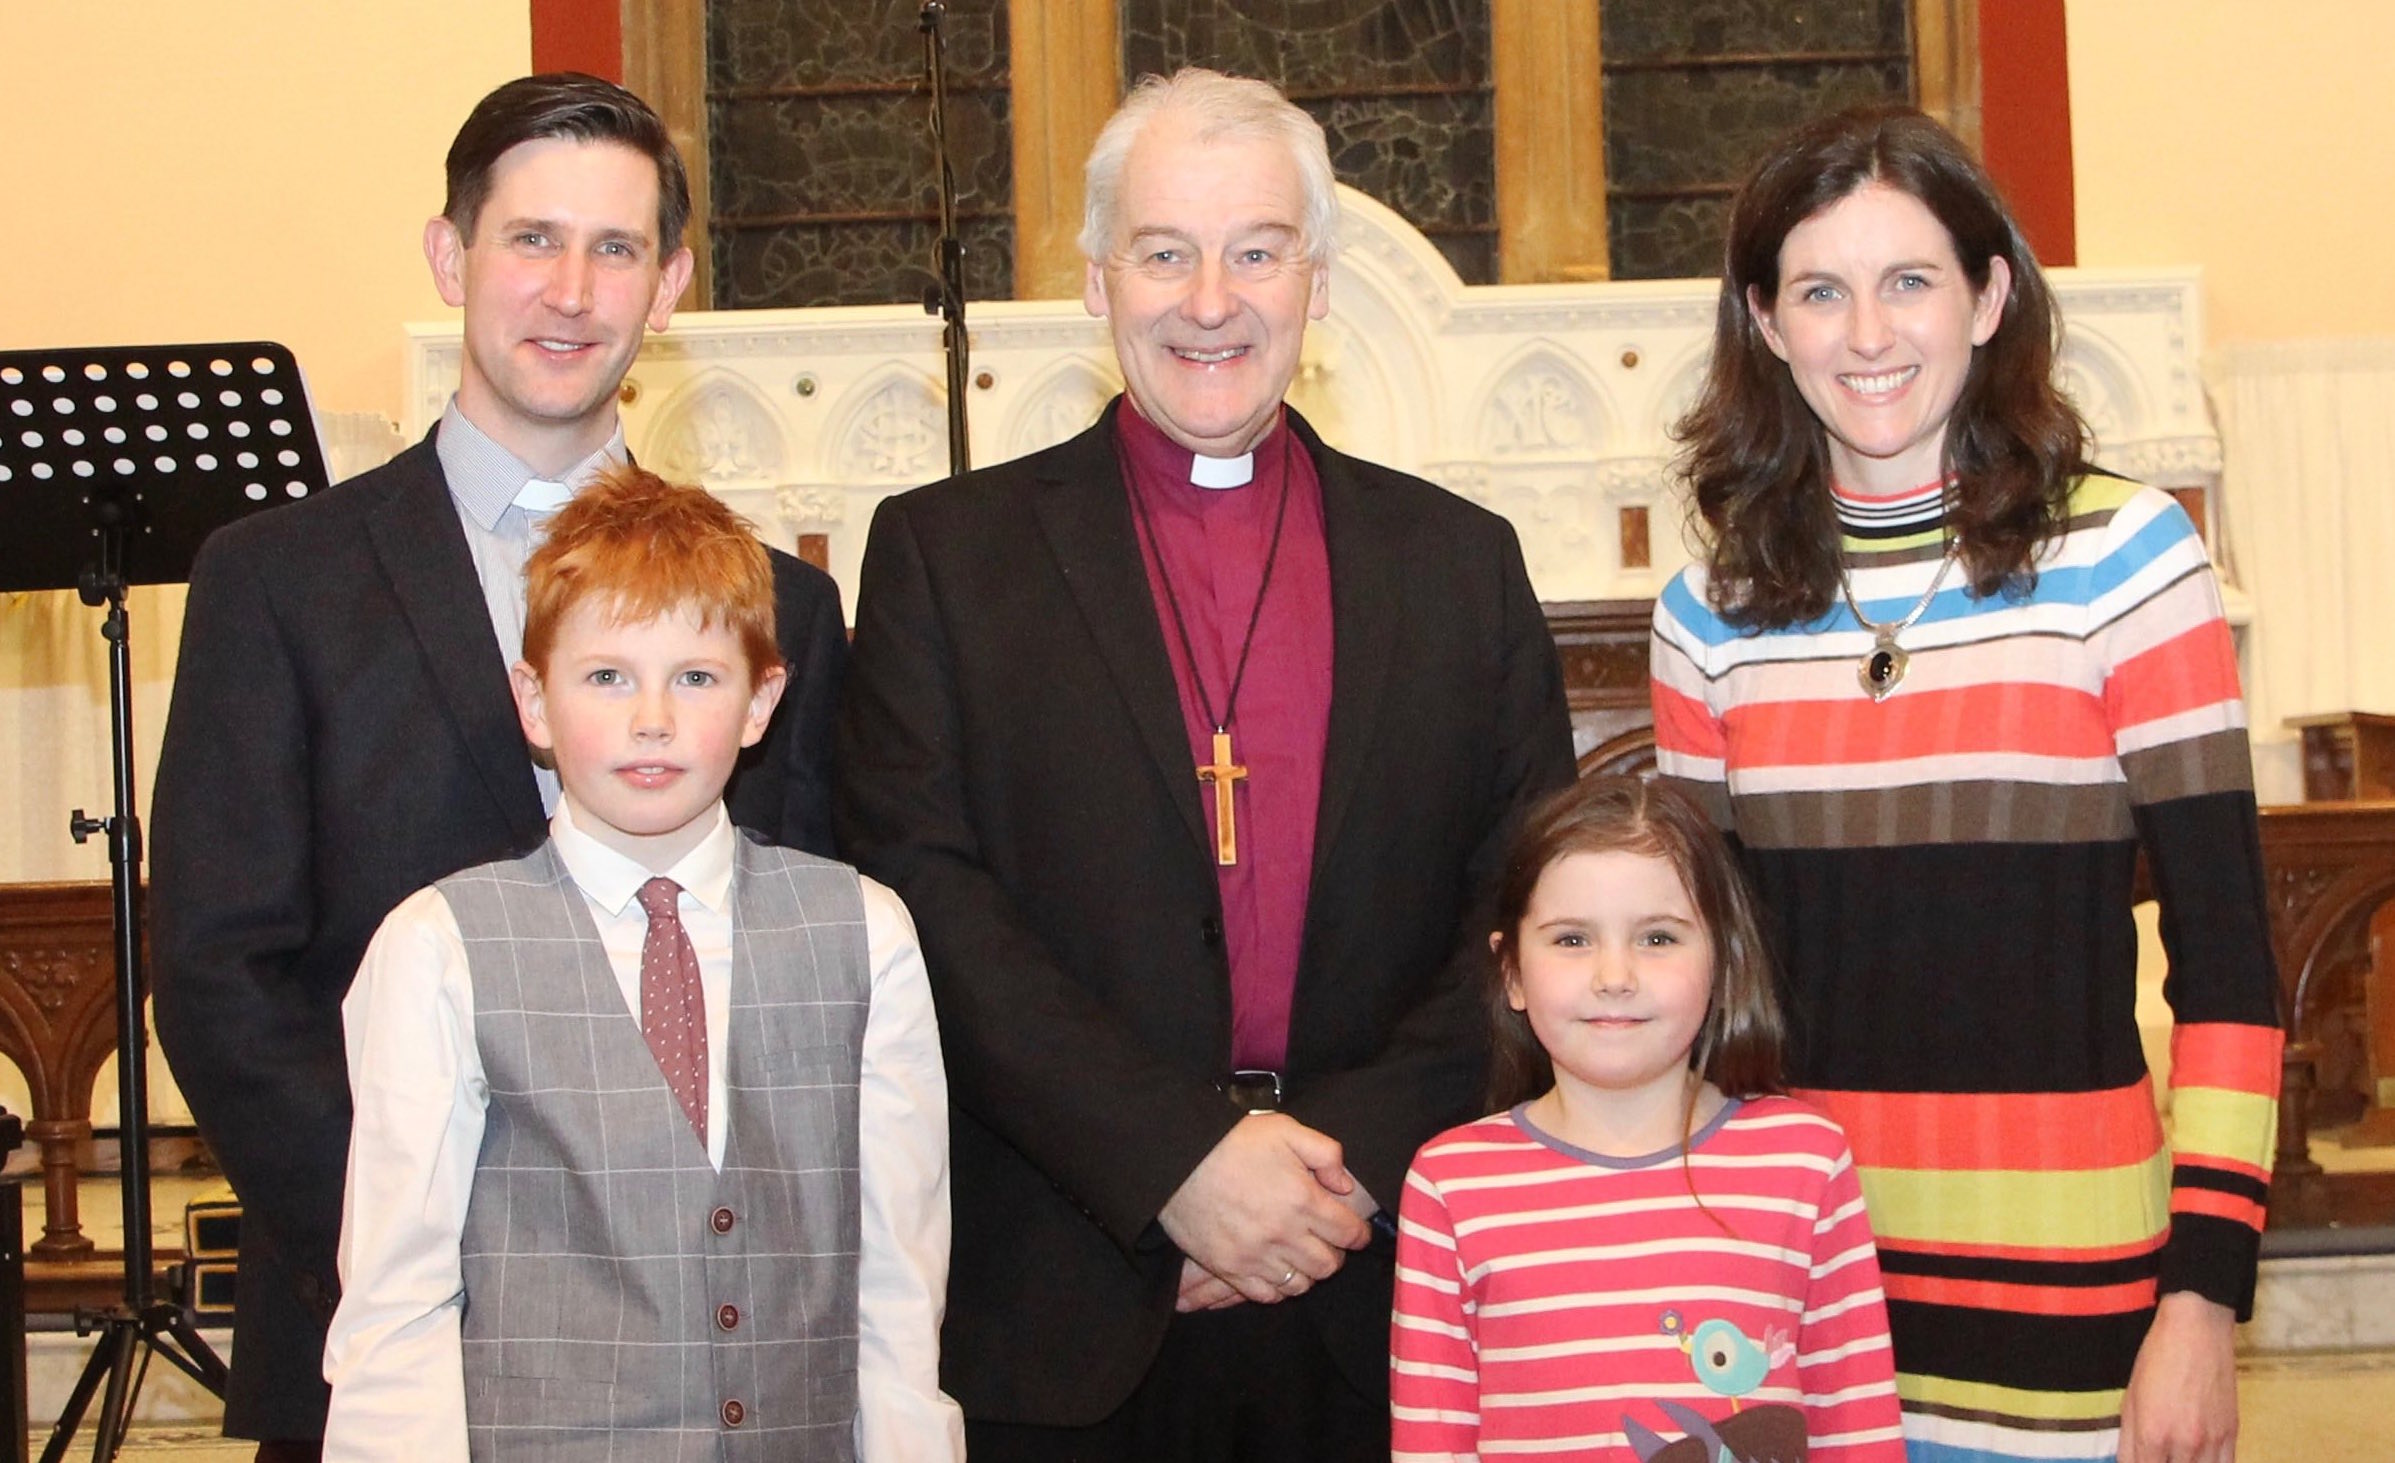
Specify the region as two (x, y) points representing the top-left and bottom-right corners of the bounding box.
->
(530, 0), (623, 84)
(1978, 0), (2076, 266)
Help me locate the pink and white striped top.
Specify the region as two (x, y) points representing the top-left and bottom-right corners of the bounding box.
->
(1391, 1095), (1905, 1462)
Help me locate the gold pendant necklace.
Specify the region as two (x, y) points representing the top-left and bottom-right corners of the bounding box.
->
(1838, 546), (1959, 702)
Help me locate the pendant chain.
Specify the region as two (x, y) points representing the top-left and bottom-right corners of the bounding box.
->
(1838, 543), (1960, 701)
(1837, 545), (1959, 644)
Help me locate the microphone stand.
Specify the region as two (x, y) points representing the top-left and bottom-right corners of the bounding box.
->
(919, 0), (972, 476)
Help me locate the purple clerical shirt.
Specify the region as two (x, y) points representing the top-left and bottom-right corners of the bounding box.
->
(1117, 399), (1333, 1072)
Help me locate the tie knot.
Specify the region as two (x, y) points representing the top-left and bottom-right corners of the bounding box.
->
(636, 876), (683, 921)
(514, 477), (573, 515)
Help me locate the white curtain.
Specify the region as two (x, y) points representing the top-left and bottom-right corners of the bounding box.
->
(0, 583), (183, 885)
(2212, 339), (2395, 805)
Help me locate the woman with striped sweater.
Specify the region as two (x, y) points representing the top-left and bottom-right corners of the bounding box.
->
(1649, 108), (2278, 1463)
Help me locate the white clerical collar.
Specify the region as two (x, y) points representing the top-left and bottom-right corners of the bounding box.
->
(1189, 451), (1255, 490)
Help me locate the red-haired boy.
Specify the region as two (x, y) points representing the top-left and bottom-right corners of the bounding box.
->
(323, 468), (962, 1463)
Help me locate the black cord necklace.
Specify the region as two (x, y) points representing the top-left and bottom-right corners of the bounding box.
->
(1124, 421), (1296, 867)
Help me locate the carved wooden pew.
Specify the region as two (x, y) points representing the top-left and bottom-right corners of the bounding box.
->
(0, 882), (131, 1259)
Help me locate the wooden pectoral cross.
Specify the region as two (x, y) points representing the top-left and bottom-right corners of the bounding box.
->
(1196, 729), (1249, 866)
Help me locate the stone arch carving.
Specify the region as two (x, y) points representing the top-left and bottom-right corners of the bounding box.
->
(2057, 325), (2149, 454)
(827, 365), (948, 484)
(1314, 185), (1450, 464)
(644, 369), (786, 486)
(1475, 342), (1618, 459)
(1002, 356), (1118, 465)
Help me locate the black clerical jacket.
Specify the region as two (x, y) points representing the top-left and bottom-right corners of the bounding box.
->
(835, 402), (1575, 1424)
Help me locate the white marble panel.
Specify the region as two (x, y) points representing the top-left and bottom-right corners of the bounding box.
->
(2245, 1253), (2395, 1353)
(403, 186), (2226, 611)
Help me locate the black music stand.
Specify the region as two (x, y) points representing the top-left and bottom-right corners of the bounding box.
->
(0, 342), (330, 1460)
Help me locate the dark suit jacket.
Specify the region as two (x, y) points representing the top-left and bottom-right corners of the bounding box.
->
(149, 431), (847, 1440)
(834, 402), (1574, 1425)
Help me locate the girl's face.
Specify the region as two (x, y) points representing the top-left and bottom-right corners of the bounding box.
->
(1748, 181), (2011, 497)
(1504, 849), (1714, 1120)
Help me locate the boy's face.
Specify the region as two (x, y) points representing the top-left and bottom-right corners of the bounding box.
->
(511, 599), (785, 870)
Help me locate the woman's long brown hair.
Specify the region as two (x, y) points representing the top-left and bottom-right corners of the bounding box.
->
(1675, 106), (2091, 629)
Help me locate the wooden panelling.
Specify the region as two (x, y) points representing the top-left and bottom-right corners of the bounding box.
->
(1912, 0), (1982, 155)
(623, 0), (715, 308)
(1008, 0), (1120, 300)
(1492, 0), (1608, 283)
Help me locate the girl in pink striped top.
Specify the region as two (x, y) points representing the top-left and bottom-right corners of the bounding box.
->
(1390, 777), (1905, 1462)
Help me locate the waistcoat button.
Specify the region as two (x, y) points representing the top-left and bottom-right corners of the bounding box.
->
(710, 1206), (736, 1235)
(721, 1398), (746, 1428)
(717, 1303), (740, 1331)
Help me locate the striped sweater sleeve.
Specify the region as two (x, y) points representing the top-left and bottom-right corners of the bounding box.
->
(1799, 1138), (1908, 1461)
(2087, 486), (2282, 1317)
(1390, 1158), (1479, 1462)
(1650, 569), (1735, 829)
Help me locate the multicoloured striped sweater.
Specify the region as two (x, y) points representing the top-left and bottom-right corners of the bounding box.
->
(1391, 1097), (1905, 1462)
(1649, 475), (2281, 1463)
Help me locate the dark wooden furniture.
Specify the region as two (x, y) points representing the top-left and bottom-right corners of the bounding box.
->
(1546, 599), (1659, 778)
(0, 884), (135, 1259)
(2286, 711), (2395, 803)
(0, 1115), (26, 1463)
(2254, 801), (2395, 1223)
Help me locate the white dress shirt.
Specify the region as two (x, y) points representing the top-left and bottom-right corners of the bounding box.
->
(324, 800), (963, 1462)
(433, 399), (626, 814)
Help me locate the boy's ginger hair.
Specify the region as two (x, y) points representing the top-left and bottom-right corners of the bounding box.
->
(521, 466), (781, 680)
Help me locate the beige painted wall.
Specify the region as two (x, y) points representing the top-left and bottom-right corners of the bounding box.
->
(0, 6), (532, 1123)
(2, 3), (530, 420)
(2069, 1), (2395, 343)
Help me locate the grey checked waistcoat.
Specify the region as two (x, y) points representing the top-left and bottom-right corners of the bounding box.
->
(438, 832), (866, 1463)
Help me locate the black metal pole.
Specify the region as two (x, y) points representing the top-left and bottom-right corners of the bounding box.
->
(101, 605), (153, 1316)
(43, 510), (226, 1463)
(921, 0), (972, 476)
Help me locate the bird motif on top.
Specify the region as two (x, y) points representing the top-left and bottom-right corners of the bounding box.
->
(1659, 1309), (1797, 1410)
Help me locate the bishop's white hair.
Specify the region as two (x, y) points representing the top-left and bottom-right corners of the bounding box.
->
(1078, 67), (1341, 269)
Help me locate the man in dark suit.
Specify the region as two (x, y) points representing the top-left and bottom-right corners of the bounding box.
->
(836, 68), (1574, 1463)
(150, 75), (845, 1460)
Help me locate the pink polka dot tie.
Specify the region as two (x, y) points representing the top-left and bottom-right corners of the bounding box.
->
(635, 876), (708, 1146)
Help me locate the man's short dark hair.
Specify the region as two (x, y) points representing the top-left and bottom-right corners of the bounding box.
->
(443, 72), (692, 254)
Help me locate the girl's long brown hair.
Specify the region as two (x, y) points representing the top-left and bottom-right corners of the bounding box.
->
(1675, 106), (2091, 630)
(1485, 776), (1785, 1116)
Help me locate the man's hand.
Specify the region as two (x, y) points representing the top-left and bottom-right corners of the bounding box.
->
(1158, 1113), (1372, 1305)
(2118, 1291), (2238, 1463)
(1176, 1258), (1244, 1312)
(1172, 1162), (1387, 1312)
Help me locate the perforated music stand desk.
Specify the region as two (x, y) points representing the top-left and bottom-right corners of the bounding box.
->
(0, 341), (330, 592)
